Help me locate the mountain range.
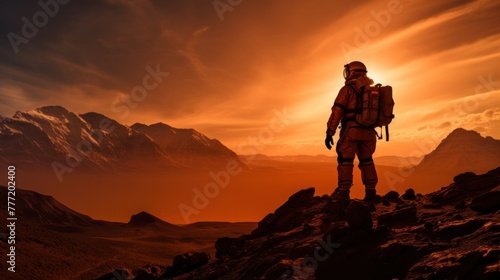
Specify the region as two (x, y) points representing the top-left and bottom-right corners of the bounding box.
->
(0, 106), (244, 174)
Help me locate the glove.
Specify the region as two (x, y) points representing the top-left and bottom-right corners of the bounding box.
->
(325, 135), (334, 150)
(325, 129), (335, 150)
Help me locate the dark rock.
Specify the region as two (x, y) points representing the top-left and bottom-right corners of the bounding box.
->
(454, 172), (499, 191)
(96, 269), (134, 280)
(287, 187), (315, 204)
(422, 203), (443, 209)
(189, 252), (210, 267)
(345, 200), (373, 231)
(486, 167), (500, 177)
(470, 191), (500, 213)
(382, 199), (391, 206)
(430, 188), (465, 205)
(383, 191), (400, 202)
(402, 188), (416, 200)
(134, 265), (166, 280)
(454, 214), (464, 220)
(240, 256), (281, 279)
(165, 252), (210, 277)
(316, 240), (421, 280)
(172, 254), (188, 267)
(251, 188), (318, 237)
(256, 213), (275, 230)
(442, 188), (465, 202)
(264, 262), (292, 280)
(99, 167), (500, 280)
(323, 223), (350, 243)
(302, 223), (315, 232)
(377, 206), (418, 227)
(395, 202), (411, 210)
(454, 200), (467, 210)
(424, 222), (435, 231)
(215, 237), (244, 258)
(435, 219), (486, 240)
(204, 265), (230, 280)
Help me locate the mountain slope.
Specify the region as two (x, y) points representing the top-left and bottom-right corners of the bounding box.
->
(416, 128), (500, 174)
(0, 186), (258, 280)
(0, 185), (97, 226)
(131, 122), (245, 169)
(0, 106), (176, 172)
(0, 106), (243, 172)
(408, 128), (500, 189)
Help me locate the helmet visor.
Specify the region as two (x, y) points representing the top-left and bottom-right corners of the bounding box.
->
(343, 64), (349, 79)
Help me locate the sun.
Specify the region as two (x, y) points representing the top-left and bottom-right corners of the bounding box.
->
(367, 67), (387, 85)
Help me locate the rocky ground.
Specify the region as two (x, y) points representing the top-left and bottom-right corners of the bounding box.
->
(99, 167), (500, 280)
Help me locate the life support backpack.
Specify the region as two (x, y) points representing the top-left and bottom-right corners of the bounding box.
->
(349, 84), (395, 141)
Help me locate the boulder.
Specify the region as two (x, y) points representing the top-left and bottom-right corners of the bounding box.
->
(165, 252), (210, 277)
(454, 172), (499, 191)
(134, 265), (166, 280)
(251, 188), (318, 237)
(383, 191), (400, 202)
(402, 188), (416, 200)
(215, 237), (244, 258)
(377, 206), (417, 227)
(345, 200), (373, 231)
(434, 219), (486, 240)
(470, 191), (500, 213)
(96, 269), (134, 280)
(287, 187), (315, 205)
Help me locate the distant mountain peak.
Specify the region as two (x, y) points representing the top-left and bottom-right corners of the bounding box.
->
(150, 122), (174, 129)
(132, 122), (245, 169)
(446, 127), (481, 138)
(411, 128), (500, 187)
(127, 211), (178, 228)
(37, 105), (71, 115)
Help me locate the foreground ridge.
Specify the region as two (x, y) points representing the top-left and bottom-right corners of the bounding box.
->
(99, 167), (500, 280)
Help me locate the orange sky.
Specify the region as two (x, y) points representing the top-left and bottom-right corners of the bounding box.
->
(1, 0), (499, 157)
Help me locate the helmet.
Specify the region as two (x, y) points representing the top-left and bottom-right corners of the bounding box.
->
(343, 61), (367, 79)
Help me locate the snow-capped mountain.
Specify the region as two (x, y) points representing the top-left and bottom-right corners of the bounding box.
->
(0, 106), (242, 172)
(131, 122), (244, 169)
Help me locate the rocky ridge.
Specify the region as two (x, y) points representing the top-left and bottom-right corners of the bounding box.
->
(99, 167), (500, 279)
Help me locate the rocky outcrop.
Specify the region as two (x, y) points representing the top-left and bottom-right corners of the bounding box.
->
(99, 167), (500, 279)
(470, 191), (500, 213)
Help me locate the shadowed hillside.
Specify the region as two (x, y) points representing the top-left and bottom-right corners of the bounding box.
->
(0, 187), (256, 280)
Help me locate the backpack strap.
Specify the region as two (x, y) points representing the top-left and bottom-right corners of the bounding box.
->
(344, 84), (363, 115)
